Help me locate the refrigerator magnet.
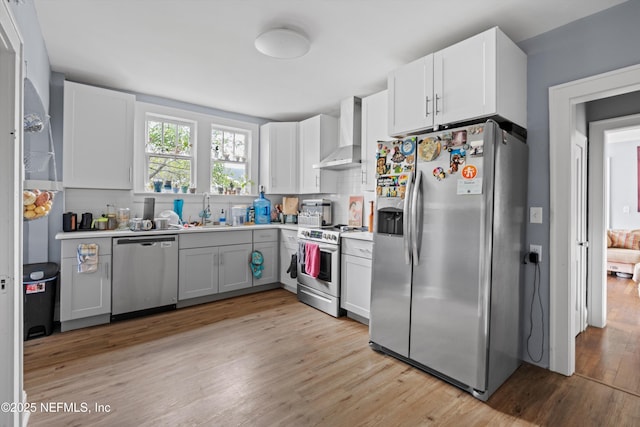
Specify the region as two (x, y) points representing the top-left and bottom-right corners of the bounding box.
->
(457, 177), (483, 195)
(400, 137), (416, 156)
(391, 146), (406, 163)
(448, 148), (466, 174)
(433, 167), (446, 181)
(451, 130), (467, 147)
(419, 137), (441, 162)
(469, 140), (484, 157)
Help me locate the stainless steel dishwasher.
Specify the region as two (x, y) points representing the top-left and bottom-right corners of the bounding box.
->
(112, 235), (178, 320)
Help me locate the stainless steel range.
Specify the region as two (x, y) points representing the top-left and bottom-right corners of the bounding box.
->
(297, 227), (345, 317)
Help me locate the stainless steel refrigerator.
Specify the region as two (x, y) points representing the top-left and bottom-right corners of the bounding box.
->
(369, 119), (528, 401)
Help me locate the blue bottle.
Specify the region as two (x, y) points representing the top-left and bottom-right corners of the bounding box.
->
(253, 185), (271, 224)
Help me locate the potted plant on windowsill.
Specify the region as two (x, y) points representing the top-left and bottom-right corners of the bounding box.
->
(238, 175), (254, 195)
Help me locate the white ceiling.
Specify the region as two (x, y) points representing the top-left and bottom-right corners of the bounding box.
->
(34, 0), (626, 122)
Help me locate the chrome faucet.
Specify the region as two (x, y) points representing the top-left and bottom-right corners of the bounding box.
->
(200, 192), (211, 225)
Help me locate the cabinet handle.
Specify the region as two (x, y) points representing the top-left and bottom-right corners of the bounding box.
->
(129, 167), (132, 183)
(425, 96), (430, 117)
(105, 262), (109, 280)
(361, 169), (366, 185)
(435, 94), (441, 115)
(315, 175), (319, 188)
(220, 254), (224, 265)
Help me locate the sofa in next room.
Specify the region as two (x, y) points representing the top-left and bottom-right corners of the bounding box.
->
(607, 229), (640, 282)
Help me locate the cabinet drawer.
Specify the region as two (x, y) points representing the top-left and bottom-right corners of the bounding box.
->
(180, 231), (251, 249)
(280, 229), (298, 247)
(253, 228), (278, 243)
(61, 237), (112, 258)
(341, 238), (373, 259)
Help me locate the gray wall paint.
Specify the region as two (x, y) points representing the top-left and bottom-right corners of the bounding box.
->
(607, 140), (640, 229)
(518, 0), (640, 366)
(586, 90), (640, 123)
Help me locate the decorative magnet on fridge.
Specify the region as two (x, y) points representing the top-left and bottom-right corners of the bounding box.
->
(433, 167), (446, 181)
(419, 137), (441, 162)
(448, 148), (466, 174)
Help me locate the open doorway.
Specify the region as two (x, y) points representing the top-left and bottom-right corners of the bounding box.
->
(575, 115), (640, 395)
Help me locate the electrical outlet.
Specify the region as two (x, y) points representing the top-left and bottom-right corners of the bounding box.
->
(530, 245), (542, 262)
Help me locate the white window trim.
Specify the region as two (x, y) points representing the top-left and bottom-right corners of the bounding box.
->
(134, 101), (259, 195)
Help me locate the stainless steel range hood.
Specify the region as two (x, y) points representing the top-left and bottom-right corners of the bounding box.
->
(313, 96), (362, 170)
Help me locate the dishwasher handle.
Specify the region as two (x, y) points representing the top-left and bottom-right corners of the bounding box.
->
(115, 236), (177, 245)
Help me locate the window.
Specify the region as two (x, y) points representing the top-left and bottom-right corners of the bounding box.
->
(211, 126), (251, 194)
(144, 115), (194, 191)
(135, 101), (259, 195)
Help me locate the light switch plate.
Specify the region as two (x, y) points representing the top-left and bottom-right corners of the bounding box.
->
(530, 207), (543, 224)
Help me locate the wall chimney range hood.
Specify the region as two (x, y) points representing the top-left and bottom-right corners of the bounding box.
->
(313, 96), (362, 170)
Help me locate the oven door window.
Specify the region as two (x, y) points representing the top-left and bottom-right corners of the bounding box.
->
(317, 250), (331, 282)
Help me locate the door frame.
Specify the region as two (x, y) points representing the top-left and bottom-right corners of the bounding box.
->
(0, 2), (24, 426)
(549, 63), (640, 376)
(587, 113), (640, 329)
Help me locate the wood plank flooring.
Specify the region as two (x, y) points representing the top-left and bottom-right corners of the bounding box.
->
(576, 274), (640, 396)
(24, 288), (640, 426)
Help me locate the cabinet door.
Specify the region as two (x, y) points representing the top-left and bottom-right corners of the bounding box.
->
(219, 243), (253, 292)
(260, 122), (299, 194)
(279, 241), (297, 293)
(299, 115), (338, 194)
(361, 90), (388, 191)
(253, 242), (278, 286)
(434, 29), (496, 126)
(178, 247), (219, 300)
(341, 254), (372, 319)
(60, 255), (111, 321)
(63, 81), (135, 189)
(388, 54), (433, 136)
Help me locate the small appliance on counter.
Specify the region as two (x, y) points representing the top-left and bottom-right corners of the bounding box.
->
(299, 199), (332, 227)
(62, 212), (77, 232)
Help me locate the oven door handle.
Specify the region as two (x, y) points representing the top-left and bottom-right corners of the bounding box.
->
(298, 241), (339, 253)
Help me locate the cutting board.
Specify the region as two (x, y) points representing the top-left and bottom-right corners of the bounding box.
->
(282, 197), (299, 215)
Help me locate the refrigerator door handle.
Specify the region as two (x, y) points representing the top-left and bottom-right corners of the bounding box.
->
(403, 171), (414, 265)
(411, 170), (423, 265)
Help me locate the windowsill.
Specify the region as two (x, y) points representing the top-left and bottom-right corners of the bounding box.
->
(132, 191), (258, 198)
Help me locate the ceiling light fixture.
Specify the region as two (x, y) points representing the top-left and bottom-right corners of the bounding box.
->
(255, 28), (310, 59)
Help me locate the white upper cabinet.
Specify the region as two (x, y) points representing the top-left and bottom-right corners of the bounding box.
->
(361, 90), (388, 192)
(388, 27), (526, 136)
(299, 114), (339, 194)
(259, 122), (299, 194)
(388, 54), (434, 136)
(63, 81), (135, 189)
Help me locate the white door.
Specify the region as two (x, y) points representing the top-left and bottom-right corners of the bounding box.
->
(571, 131), (588, 337)
(0, 2), (23, 425)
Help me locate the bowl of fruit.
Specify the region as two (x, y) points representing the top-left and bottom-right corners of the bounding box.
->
(23, 189), (55, 221)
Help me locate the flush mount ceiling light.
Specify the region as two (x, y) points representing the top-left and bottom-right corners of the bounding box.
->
(255, 28), (310, 59)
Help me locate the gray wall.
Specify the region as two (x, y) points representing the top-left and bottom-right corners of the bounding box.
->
(607, 140), (640, 229)
(518, 0), (640, 366)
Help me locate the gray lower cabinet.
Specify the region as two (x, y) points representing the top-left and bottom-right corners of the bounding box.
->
(178, 246), (220, 299)
(179, 231), (253, 299)
(341, 238), (373, 321)
(253, 229), (279, 286)
(219, 244), (253, 292)
(60, 237), (112, 331)
(279, 229), (298, 293)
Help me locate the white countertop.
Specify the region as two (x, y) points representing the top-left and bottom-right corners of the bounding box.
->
(55, 223), (282, 240)
(56, 222), (375, 242)
(340, 231), (374, 242)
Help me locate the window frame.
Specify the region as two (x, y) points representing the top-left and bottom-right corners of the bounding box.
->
(134, 102), (259, 196)
(144, 114), (196, 191)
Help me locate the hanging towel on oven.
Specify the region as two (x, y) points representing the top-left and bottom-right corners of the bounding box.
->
(305, 242), (320, 278)
(77, 243), (99, 273)
(298, 241), (306, 273)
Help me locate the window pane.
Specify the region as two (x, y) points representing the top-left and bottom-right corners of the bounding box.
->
(235, 133), (246, 159)
(146, 120), (164, 153)
(223, 132), (234, 160)
(210, 161), (246, 192)
(163, 123), (177, 152)
(211, 129), (223, 159)
(177, 125), (191, 155)
(147, 156), (191, 187)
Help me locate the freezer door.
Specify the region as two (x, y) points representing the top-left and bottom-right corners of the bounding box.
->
(370, 233), (412, 357)
(409, 122), (496, 391)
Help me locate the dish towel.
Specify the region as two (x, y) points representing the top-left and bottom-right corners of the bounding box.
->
(305, 242), (320, 278)
(298, 241), (306, 273)
(77, 243), (98, 273)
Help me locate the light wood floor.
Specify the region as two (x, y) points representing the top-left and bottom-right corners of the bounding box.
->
(24, 288), (640, 426)
(576, 274), (640, 396)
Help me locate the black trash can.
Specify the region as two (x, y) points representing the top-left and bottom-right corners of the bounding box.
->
(23, 262), (58, 340)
